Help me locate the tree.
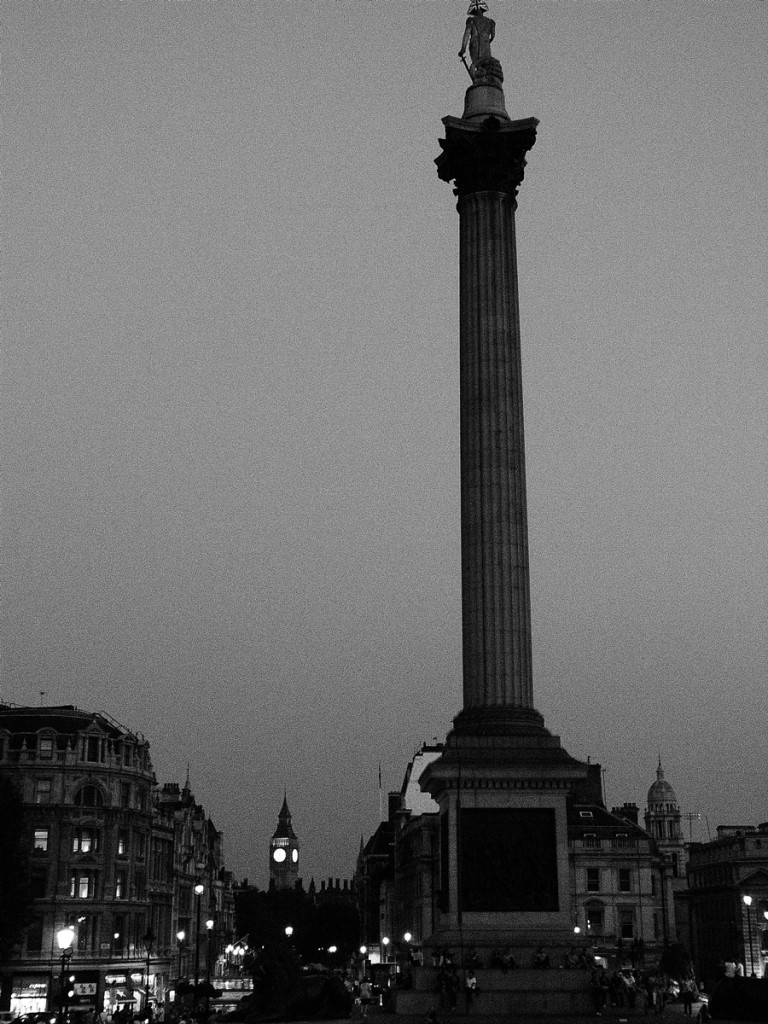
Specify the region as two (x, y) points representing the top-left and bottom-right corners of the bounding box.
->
(0, 776), (32, 962)
(659, 942), (694, 980)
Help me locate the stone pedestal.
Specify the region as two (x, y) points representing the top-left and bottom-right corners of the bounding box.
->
(394, 965), (595, 1017)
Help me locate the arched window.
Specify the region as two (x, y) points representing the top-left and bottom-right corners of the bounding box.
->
(74, 785), (104, 807)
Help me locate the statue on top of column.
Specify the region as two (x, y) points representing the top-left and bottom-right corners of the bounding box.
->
(459, 1), (504, 86)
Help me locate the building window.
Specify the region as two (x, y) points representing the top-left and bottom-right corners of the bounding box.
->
(587, 868), (600, 892)
(117, 831), (128, 857)
(34, 779), (52, 804)
(579, 811), (594, 819)
(618, 907), (635, 939)
(70, 872), (96, 899)
(136, 833), (146, 859)
(73, 829), (99, 853)
(74, 785), (104, 807)
(115, 871), (126, 899)
(27, 917), (44, 953)
(586, 904), (604, 935)
(123, 744), (132, 766)
(138, 788), (147, 812)
(120, 783), (131, 808)
(38, 737), (54, 759)
(33, 829), (49, 852)
(30, 869), (47, 898)
(651, 874), (657, 896)
(619, 869), (632, 892)
(85, 736), (102, 762)
(77, 915), (96, 953)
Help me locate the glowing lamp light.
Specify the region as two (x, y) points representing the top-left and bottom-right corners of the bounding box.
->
(285, 926), (294, 938)
(382, 937), (390, 946)
(360, 946), (367, 955)
(328, 945), (338, 954)
(177, 931), (186, 942)
(574, 926), (581, 934)
(206, 919), (214, 931)
(743, 895), (753, 907)
(404, 932), (412, 943)
(57, 927), (75, 951)
(194, 883), (205, 896)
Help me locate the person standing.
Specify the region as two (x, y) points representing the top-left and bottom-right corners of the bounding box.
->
(359, 978), (372, 1020)
(464, 969), (478, 1009)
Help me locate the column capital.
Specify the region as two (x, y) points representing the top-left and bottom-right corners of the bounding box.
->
(436, 115), (538, 201)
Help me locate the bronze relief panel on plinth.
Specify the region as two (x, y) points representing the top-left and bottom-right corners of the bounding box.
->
(459, 808), (559, 912)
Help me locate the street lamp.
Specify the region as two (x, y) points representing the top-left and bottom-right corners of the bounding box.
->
(194, 884), (205, 1022)
(177, 931), (186, 982)
(143, 928), (155, 1013)
(56, 926), (75, 1024)
(743, 896), (755, 977)
(381, 936), (390, 963)
(205, 919), (214, 1019)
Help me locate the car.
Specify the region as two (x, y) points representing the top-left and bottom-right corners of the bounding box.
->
(0, 1012), (19, 1024)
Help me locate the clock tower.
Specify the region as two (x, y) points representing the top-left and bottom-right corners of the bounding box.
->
(269, 793), (300, 890)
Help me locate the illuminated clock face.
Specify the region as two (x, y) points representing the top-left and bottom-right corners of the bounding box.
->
(272, 848), (287, 863)
(291, 849), (299, 864)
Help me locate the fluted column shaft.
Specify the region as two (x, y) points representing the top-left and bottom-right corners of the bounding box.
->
(436, 115), (541, 733)
(458, 189), (532, 711)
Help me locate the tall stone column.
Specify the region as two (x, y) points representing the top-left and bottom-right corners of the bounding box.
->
(418, 7), (588, 955)
(437, 114), (545, 736)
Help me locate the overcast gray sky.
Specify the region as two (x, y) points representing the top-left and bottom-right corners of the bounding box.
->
(2, 0), (766, 887)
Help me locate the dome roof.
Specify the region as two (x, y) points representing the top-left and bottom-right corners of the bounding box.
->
(647, 759), (679, 808)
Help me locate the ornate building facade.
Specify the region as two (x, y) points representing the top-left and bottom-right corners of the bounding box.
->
(686, 823), (768, 984)
(0, 705), (233, 1018)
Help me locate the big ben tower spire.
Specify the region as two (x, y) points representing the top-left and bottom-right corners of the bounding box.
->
(269, 793), (300, 890)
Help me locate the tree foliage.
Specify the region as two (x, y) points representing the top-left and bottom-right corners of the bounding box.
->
(659, 942), (694, 980)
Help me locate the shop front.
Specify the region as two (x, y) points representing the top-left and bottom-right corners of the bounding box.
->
(10, 974), (50, 1016)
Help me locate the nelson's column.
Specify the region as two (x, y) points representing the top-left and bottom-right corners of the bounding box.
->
(419, 2), (589, 954)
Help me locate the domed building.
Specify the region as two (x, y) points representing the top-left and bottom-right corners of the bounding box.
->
(644, 758), (685, 879)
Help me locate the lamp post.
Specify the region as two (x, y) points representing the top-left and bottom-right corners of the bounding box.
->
(56, 926), (75, 1024)
(381, 936), (390, 963)
(177, 931), (186, 983)
(194, 884), (204, 1023)
(143, 928), (155, 1014)
(205, 919), (214, 1020)
(743, 896), (754, 977)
